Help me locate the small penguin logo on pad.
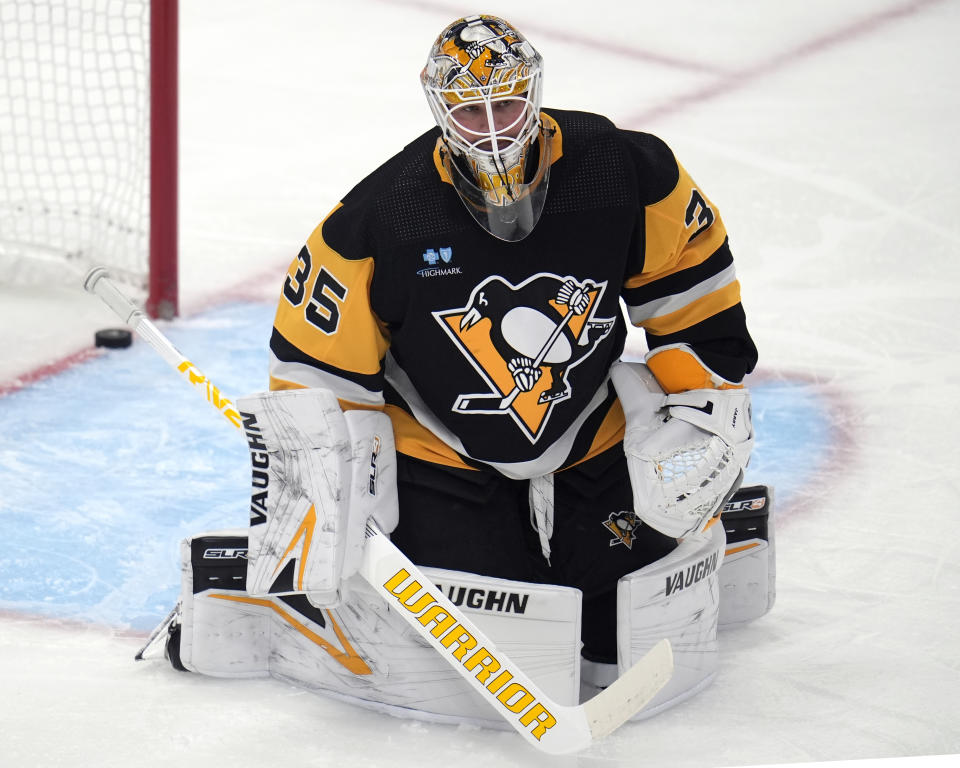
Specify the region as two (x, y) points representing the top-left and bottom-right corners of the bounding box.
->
(603, 510), (641, 549)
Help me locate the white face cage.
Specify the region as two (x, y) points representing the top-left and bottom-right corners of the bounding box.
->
(425, 74), (543, 192)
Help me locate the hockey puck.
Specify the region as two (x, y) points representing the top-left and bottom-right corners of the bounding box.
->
(94, 328), (133, 349)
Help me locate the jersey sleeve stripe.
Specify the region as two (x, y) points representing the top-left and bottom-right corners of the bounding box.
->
(634, 280), (743, 336)
(626, 262), (738, 325)
(623, 239), (733, 306)
(269, 328), (383, 395)
(268, 355), (385, 406)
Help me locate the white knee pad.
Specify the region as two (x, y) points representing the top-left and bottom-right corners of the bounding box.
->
(580, 522), (725, 716)
(174, 529), (270, 677)
(718, 485), (776, 627)
(168, 529), (583, 729)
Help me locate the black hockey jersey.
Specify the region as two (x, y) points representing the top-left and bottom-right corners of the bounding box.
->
(269, 109), (757, 479)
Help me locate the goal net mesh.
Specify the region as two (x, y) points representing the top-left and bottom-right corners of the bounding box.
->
(0, 1), (150, 292)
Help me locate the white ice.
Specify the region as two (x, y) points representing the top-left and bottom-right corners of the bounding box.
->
(1, 1), (959, 767)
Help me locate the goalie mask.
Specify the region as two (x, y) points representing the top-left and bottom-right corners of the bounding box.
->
(421, 15), (550, 242)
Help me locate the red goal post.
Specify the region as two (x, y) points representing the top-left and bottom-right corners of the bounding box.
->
(149, 0), (177, 319)
(0, 0), (179, 319)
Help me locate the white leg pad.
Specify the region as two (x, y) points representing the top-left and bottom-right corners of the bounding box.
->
(174, 529), (582, 728)
(613, 522), (726, 717)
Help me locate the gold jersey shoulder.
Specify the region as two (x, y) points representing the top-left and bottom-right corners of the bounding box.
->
(270, 206), (389, 391)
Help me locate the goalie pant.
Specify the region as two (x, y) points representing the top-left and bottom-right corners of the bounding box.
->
(152, 485), (774, 727)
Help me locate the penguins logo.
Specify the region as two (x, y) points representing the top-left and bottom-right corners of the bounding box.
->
(433, 273), (614, 442)
(603, 510), (641, 550)
(437, 17), (528, 90)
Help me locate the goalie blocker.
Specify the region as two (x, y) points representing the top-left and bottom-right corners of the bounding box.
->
(145, 485), (773, 726)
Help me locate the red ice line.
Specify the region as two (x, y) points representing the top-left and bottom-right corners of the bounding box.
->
(368, 0), (723, 75)
(0, 0), (941, 398)
(0, 347), (104, 398)
(626, 0), (946, 126)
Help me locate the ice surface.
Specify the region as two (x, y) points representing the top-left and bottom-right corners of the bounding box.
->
(1, 1), (958, 766)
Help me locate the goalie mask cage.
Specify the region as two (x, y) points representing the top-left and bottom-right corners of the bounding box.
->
(0, 0), (178, 319)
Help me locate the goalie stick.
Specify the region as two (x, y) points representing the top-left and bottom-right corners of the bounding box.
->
(83, 266), (673, 754)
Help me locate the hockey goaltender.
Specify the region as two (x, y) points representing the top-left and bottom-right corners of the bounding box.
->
(139, 13), (775, 744)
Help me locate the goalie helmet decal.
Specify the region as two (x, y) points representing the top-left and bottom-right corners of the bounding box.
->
(426, 15), (533, 97)
(433, 272), (615, 443)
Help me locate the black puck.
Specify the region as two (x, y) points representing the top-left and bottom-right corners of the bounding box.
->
(95, 328), (133, 349)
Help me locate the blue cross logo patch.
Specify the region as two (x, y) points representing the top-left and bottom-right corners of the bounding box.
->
(423, 247), (453, 266)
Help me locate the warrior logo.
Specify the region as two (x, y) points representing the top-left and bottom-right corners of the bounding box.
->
(604, 510), (642, 549)
(434, 273), (614, 442)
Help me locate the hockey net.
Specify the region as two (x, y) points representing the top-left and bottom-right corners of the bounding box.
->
(0, 0), (178, 318)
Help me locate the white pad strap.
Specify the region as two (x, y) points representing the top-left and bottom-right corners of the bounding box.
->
(528, 474), (555, 564)
(236, 388), (398, 606)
